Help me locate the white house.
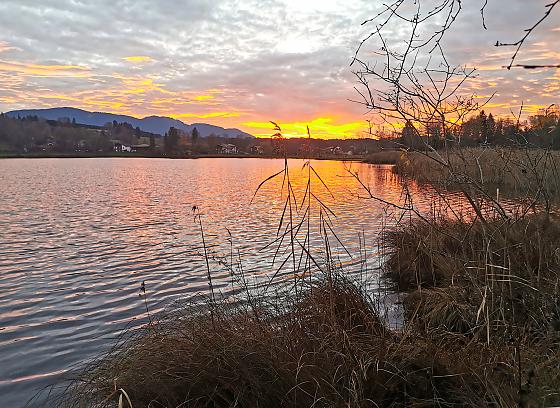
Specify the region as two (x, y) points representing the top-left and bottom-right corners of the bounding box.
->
(216, 144), (238, 154)
(114, 142), (133, 152)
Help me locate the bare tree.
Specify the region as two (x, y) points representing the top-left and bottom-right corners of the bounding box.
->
(493, 0), (560, 69)
(351, 0), (559, 219)
(350, 0), (515, 221)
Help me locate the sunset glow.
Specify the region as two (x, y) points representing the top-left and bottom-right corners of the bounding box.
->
(123, 56), (154, 63)
(244, 118), (368, 139)
(0, 1), (558, 138)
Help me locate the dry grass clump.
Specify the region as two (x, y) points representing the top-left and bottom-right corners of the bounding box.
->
(365, 150), (403, 165)
(385, 214), (560, 406)
(53, 276), (529, 407)
(394, 148), (560, 202)
(387, 213), (560, 290)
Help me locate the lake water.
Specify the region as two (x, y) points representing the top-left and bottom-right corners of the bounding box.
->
(0, 158), (461, 406)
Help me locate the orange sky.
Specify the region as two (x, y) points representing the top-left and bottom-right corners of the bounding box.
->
(0, 1), (558, 138)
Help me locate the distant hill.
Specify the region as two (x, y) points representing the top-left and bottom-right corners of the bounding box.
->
(6, 107), (254, 138)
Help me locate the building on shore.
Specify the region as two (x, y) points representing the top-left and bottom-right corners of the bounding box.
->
(113, 141), (133, 152)
(216, 144), (238, 154)
(249, 145), (264, 155)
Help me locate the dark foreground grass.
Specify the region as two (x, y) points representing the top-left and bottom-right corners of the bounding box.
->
(385, 214), (560, 406)
(51, 271), (551, 407)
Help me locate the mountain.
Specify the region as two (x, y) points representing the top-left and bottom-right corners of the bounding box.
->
(5, 107), (254, 138)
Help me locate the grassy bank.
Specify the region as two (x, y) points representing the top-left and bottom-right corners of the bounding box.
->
(53, 212), (560, 406)
(54, 275), (544, 407)
(385, 214), (560, 406)
(394, 148), (560, 202)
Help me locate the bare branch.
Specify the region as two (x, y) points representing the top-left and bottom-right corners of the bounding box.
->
(495, 0), (560, 69)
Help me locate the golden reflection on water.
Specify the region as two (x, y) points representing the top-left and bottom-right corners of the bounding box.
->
(0, 157), (473, 406)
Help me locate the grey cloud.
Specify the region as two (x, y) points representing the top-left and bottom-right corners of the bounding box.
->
(0, 0), (557, 122)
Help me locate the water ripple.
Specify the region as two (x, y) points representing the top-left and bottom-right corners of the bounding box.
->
(0, 158), (448, 406)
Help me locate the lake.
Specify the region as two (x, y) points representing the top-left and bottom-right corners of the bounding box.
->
(0, 158), (460, 406)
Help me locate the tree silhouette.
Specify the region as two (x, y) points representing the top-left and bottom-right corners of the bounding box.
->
(191, 127), (199, 145)
(165, 127), (179, 154)
(401, 120), (418, 149)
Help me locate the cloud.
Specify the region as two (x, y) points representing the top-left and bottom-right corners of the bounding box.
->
(0, 60), (90, 77)
(0, 0), (557, 136)
(123, 56), (154, 63)
(0, 41), (17, 53)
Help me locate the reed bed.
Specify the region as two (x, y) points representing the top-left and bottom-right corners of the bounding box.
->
(364, 150), (402, 165)
(49, 212), (560, 407)
(385, 214), (560, 406)
(393, 148), (560, 203)
(52, 275), (537, 408)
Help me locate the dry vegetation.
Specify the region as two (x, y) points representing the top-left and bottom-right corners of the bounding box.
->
(358, 144), (560, 407)
(364, 150), (403, 165)
(385, 213), (560, 406)
(51, 275), (559, 408)
(393, 148), (560, 202)
(44, 144), (560, 408)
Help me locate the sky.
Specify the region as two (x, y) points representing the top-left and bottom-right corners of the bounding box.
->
(0, 0), (558, 138)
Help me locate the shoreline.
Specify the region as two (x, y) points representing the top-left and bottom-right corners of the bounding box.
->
(0, 152), (371, 161)
(56, 208), (560, 407)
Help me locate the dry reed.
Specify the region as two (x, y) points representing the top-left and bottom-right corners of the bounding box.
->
(394, 148), (560, 203)
(51, 275), (537, 407)
(384, 214), (560, 406)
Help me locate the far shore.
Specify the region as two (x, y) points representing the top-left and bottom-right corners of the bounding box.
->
(0, 151), (374, 162)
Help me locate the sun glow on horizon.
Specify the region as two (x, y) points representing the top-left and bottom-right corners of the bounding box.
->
(243, 117), (369, 139)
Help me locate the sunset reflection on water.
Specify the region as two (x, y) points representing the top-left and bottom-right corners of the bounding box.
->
(0, 157), (467, 405)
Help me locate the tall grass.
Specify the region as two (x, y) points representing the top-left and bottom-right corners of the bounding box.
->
(53, 275), (538, 407)
(364, 150), (403, 165)
(384, 213), (560, 405)
(394, 148), (560, 206)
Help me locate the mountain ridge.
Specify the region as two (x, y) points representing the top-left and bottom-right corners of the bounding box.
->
(5, 107), (254, 138)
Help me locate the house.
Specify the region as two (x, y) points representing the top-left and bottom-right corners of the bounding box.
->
(325, 146), (342, 155)
(113, 141), (133, 152)
(216, 144), (238, 154)
(250, 145), (264, 155)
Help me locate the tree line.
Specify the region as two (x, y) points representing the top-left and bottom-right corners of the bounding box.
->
(0, 114), (159, 154)
(397, 108), (560, 150)
(0, 114), (384, 157)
